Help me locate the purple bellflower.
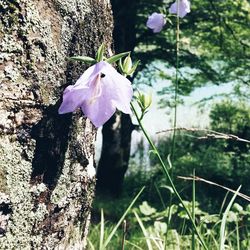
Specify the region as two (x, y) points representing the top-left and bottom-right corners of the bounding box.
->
(146, 13), (166, 33)
(169, 0), (191, 18)
(58, 61), (133, 127)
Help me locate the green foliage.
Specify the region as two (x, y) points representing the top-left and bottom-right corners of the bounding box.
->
(147, 100), (250, 208)
(210, 101), (250, 135)
(139, 201), (157, 216)
(131, 0), (250, 107)
(88, 188), (144, 249)
(88, 197), (250, 249)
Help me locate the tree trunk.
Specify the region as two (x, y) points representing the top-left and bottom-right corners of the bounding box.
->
(0, 0), (113, 248)
(96, 0), (138, 196)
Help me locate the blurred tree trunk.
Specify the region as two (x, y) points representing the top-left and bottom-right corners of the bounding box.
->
(96, 0), (138, 196)
(0, 0), (113, 248)
(96, 113), (136, 196)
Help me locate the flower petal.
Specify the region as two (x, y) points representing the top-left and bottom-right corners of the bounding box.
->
(100, 65), (133, 114)
(169, 2), (177, 14)
(58, 84), (88, 114)
(58, 62), (103, 114)
(81, 87), (116, 127)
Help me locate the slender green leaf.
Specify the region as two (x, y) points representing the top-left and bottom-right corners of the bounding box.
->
(219, 191), (230, 216)
(68, 56), (96, 64)
(118, 58), (124, 72)
(96, 43), (105, 62)
(106, 52), (130, 64)
(154, 183), (166, 209)
(127, 60), (140, 75)
(160, 185), (174, 194)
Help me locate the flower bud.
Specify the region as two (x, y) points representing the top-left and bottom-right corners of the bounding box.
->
(139, 92), (152, 110)
(136, 91), (152, 113)
(141, 93), (152, 109)
(123, 55), (133, 73)
(120, 55), (140, 76)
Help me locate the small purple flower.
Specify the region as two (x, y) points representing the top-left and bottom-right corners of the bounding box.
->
(146, 13), (166, 33)
(58, 61), (133, 127)
(169, 0), (191, 18)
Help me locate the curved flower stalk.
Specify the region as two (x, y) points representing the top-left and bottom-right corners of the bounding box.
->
(146, 13), (166, 33)
(169, 0), (191, 18)
(58, 61), (133, 127)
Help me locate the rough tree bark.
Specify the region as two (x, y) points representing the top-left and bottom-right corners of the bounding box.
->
(96, 0), (138, 196)
(0, 0), (113, 248)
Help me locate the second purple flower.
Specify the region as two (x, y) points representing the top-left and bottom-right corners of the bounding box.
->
(146, 13), (166, 33)
(169, 0), (191, 18)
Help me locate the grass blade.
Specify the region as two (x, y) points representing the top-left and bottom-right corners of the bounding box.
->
(102, 186), (145, 249)
(87, 238), (95, 250)
(154, 183), (166, 209)
(192, 169), (196, 250)
(121, 220), (126, 250)
(236, 219), (240, 250)
(99, 209), (104, 250)
(219, 191), (230, 216)
(219, 185), (241, 250)
(125, 240), (144, 250)
(134, 210), (153, 250)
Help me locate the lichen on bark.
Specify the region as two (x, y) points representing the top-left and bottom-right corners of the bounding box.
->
(0, 0), (113, 248)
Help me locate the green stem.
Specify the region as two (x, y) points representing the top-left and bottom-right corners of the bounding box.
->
(167, 1), (180, 240)
(130, 103), (208, 250)
(171, 0), (180, 158)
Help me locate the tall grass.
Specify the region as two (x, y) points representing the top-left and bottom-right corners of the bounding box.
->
(88, 183), (250, 249)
